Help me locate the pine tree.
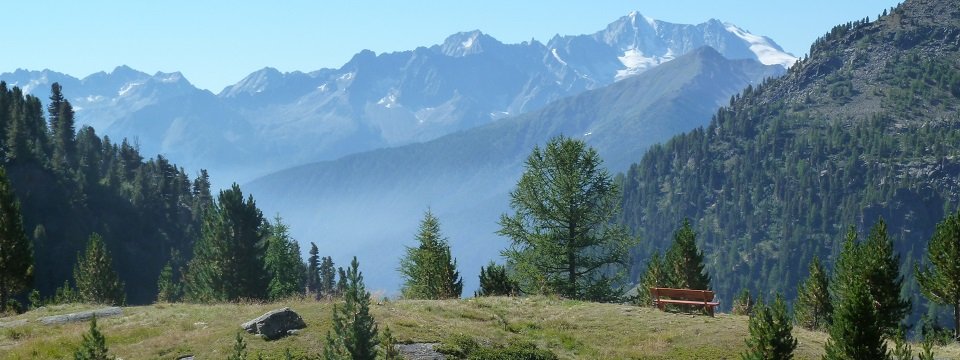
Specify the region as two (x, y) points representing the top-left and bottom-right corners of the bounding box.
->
(831, 222), (909, 336)
(916, 210), (960, 340)
(862, 219), (910, 335)
(264, 215), (305, 300)
(741, 294), (797, 360)
(399, 209), (462, 299)
(476, 262), (519, 297)
(228, 332), (248, 360)
(823, 279), (890, 360)
(732, 289), (754, 316)
(307, 243), (321, 296)
(323, 257), (378, 360)
(0, 167), (32, 311)
(664, 219), (710, 290)
(794, 255), (832, 331)
(156, 260), (181, 303)
(184, 184), (267, 302)
(498, 136), (636, 300)
(74, 315), (112, 360)
(73, 233), (125, 305)
(380, 326), (401, 360)
(633, 253), (666, 307)
(320, 256), (336, 297)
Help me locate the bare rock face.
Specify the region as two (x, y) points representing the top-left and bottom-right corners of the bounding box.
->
(37, 307), (123, 325)
(240, 307), (306, 340)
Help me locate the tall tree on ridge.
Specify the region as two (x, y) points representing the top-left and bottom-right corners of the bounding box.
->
(48, 83), (77, 172)
(307, 242), (321, 297)
(264, 215), (305, 300)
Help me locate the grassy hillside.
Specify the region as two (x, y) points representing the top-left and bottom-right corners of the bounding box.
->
(2, 297), (957, 359)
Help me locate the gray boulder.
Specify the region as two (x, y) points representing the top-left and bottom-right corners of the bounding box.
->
(240, 307), (306, 340)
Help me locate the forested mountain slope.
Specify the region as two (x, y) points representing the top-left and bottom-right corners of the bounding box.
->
(0, 83), (207, 304)
(620, 0), (960, 324)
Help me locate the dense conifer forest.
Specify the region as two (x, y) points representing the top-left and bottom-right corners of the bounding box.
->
(0, 82), (208, 304)
(619, 0), (960, 327)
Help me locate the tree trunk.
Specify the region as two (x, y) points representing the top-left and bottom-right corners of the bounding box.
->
(955, 302), (959, 341)
(0, 280), (7, 312)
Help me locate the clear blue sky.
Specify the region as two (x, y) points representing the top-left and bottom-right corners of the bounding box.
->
(3, 0), (900, 92)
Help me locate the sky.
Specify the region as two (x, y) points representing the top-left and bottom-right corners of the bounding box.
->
(3, 0), (901, 92)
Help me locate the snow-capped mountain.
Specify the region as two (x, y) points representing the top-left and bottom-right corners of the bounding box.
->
(0, 12), (795, 185)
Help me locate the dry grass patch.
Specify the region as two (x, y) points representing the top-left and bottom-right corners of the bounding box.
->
(1, 296), (958, 359)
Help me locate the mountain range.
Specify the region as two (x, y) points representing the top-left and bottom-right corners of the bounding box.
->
(245, 46), (783, 292)
(0, 12), (794, 185)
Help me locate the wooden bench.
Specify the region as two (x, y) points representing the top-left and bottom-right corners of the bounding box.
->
(649, 287), (720, 316)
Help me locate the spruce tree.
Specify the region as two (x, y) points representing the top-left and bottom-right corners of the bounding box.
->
(476, 262), (519, 297)
(399, 209), (462, 299)
(0, 167), (32, 311)
(823, 279), (890, 360)
(916, 210), (960, 340)
(48, 83), (77, 172)
(498, 136), (636, 300)
(664, 219), (710, 290)
(228, 332), (248, 360)
(264, 215), (305, 300)
(73, 233), (125, 305)
(74, 315), (111, 360)
(307, 242), (321, 296)
(741, 294), (797, 360)
(794, 255), (832, 331)
(184, 184), (267, 302)
(323, 257), (378, 360)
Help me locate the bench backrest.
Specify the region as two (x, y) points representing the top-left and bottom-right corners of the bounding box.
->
(649, 287), (715, 302)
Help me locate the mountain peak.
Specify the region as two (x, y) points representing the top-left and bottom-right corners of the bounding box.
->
(439, 30), (502, 57)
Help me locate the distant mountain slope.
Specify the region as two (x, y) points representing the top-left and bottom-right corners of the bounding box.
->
(0, 12), (793, 184)
(619, 0), (960, 322)
(245, 47), (783, 292)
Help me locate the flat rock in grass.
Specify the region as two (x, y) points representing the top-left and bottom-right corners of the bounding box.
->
(38, 307), (122, 325)
(240, 307), (306, 340)
(395, 343), (445, 360)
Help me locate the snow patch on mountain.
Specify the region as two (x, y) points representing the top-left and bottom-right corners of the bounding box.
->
(723, 24), (797, 67)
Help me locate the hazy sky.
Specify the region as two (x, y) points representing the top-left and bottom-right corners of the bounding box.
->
(3, 0), (900, 92)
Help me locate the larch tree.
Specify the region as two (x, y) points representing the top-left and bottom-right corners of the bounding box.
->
(794, 255), (832, 331)
(399, 209), (462, 299)
(497, 136), (636, 301)
(73, 233), (125, 305)
(916, 210), (960, 340)
(0, 167), (32, 310)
